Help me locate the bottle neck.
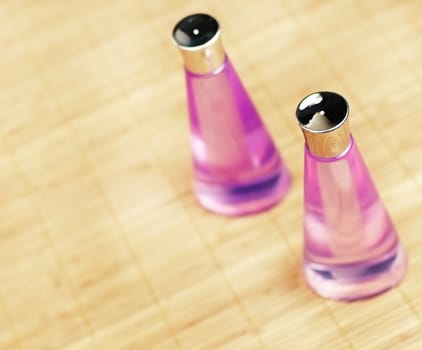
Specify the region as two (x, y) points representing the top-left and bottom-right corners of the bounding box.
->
(177, 33), (226, 74)
(305, 135), (354, 162)
(184, 55), (228, 77)
(302, 119), (351, 158)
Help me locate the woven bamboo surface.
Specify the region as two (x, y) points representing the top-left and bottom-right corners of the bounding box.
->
(1, 0), (422, 349)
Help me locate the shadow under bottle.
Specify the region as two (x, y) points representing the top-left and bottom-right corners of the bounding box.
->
(296, 91), (407, 301)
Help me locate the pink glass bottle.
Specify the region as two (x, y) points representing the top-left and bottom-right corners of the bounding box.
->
(296, 91), (406, 301)
(173, 14), (291, 216)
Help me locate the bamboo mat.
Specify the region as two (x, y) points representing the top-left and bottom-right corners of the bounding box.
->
(1, 0), (422, 349)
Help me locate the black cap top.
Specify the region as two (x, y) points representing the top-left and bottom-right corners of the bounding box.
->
(173, 13), (219, 48)
(296, 91), (349, 131)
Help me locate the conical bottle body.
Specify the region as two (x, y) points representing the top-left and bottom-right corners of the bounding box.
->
(297, 91), (406, 300)
(174, 14), (290, 215)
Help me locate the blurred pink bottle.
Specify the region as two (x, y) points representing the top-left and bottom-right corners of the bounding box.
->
(296, 91), (406, 301)
(173, 14), (291, 216)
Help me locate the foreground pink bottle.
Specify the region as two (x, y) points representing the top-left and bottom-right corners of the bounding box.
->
(296, 91), (406, 300)
(173, 14), (291, 216)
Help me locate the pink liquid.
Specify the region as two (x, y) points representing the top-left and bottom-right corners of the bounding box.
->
(303, 136), (406, 300)
(185, 57), (291, 215)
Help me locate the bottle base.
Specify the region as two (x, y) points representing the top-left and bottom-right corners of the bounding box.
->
(194, 166), (291, 216)
(303, 245), (407, 301)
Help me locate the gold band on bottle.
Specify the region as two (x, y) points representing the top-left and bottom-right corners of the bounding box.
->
(173, 31), (225, 74)
(300, 119), (351, 158)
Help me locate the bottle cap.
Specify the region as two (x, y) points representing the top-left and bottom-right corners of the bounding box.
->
(172, 13), (225, 74)
(296, 91), (351, 158)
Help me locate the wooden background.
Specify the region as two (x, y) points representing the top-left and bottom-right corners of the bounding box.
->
(1, 0), (422, 349)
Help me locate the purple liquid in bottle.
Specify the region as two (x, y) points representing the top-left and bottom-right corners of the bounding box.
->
(173, 14), (290, 216)
(297, 92), (406, 301)
(186, 58), (290, 215)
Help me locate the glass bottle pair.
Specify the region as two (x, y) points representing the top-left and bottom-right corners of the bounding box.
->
(173, 14), (406, 301)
